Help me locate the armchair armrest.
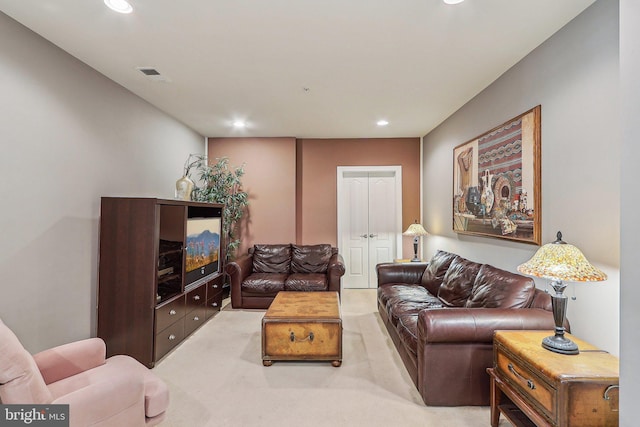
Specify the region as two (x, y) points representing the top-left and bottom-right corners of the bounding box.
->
(225, 253), (254, 309)
(376, 262), (426, 287)
(417, 308), (557, 344)
(327, 252), (345, 294)
(33, 338), (106, 385)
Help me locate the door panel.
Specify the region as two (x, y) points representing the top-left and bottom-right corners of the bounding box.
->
(340, 170), (398, 289)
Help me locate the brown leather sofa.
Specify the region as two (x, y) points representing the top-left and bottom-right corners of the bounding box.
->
(226, 244), (346, 309)
(377, 250), (563, 406)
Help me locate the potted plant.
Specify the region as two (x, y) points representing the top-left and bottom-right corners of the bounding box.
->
(184, 154), (249, 263)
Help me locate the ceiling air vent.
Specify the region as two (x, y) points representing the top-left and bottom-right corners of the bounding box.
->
(136, 67), (171, 82)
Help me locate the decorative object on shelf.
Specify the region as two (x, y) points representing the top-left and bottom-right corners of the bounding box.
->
(182, 154), (249, 262)
(517, 231), (607, 355)
(402, 221), (429, 262)
(453, 105), (541, 245)
(175, 175), (194, 200)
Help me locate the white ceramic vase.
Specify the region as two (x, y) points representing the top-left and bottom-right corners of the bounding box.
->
(175, 176), (194, 201)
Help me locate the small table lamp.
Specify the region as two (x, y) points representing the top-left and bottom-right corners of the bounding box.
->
(517, 231), (607, 355)
(403, 221), (429, 262)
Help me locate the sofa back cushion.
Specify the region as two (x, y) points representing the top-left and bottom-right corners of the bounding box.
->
(252, 244), (292, 274)
(291, 244), (332, 274)
(437, 257), (482, 306)
(421, 250), (459, 295)
(0, 318), (53, 404)
(465, 264), (536, 309)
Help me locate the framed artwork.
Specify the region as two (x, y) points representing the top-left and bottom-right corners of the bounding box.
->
(452, 105), (541, 245)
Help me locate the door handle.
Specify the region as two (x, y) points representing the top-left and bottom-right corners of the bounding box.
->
(369, 234), (377, 238)
(360, 234), (368, 238)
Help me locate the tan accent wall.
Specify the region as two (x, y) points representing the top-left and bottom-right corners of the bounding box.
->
(297, 138), (421, 256)
(208, 138), (297, 256)
(209, 137), (420, 258)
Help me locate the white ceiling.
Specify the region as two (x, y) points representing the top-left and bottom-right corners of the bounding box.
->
(0, 0), (596, 138)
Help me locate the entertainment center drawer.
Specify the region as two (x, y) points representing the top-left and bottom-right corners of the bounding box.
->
(206, 287), (223, 318)
(156, 295), (186, 332)
(185, 306), (207, 336)
(186, 284), (206, 313)
(155, 318), (185, 361)
(207, 276), (224, 296)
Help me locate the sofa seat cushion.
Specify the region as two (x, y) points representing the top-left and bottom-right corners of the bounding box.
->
(291, 244), (332, 273)
(378, 283), (431, 309)
(396, 314), (419, 358)
(465, 264), (536, 309)
(252, 244), (291, 274)
(437, 256), (482, 307)
(387, 295), (443, 327)
(241, 273), (286, 296)
(284, 273), (328, 291)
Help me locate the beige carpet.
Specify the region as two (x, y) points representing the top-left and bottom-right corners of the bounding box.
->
(152, 289), (511, 426)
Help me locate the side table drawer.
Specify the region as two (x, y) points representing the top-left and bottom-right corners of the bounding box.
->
(496, 350), (556, 421)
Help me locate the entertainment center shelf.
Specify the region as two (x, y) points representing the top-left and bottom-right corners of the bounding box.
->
(97, 197), (225, 368)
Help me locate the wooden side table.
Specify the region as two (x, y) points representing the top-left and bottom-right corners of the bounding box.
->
(488, 330), (619, 427)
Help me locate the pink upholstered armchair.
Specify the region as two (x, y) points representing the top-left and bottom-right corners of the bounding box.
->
(0, 318), (169, 426)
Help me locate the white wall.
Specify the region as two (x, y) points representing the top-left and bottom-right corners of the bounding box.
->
(423, 0), (620, 354)
(0, 13), (204, 352)
(620, 0), (639, 423)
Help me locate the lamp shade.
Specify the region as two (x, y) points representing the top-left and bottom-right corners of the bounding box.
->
(403, 223), (428, 237)
(517, 232), (606, 282)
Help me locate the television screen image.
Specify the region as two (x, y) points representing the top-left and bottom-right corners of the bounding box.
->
(185, 217), (221, 281)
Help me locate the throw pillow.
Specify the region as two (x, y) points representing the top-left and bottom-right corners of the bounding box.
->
(291, 244), (332, 273)
(465, 264), (536, 309)
(252, 244), (292, 274)
(437, 256), (482, 306)
(421, 250), (459, 295)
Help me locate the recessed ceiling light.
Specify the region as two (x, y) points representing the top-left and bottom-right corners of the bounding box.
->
(233, 120), (246, 128)
(377, 120), (389, 127)
(443, 0), (464, 4)
(104, 0), (133, 14)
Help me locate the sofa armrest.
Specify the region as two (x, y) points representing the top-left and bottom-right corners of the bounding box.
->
(327, 252), (345, 294)
(225, 254), (254, 308)
(33, 338), (106, 385)
(417, 308), (557, 344)
(376, 262), (426, 287)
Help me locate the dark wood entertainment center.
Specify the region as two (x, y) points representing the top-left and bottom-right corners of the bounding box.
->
(97, 197), (225, 368)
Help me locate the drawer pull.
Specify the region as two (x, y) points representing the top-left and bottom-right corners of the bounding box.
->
(193, 316), (200, 321)
(169, 309), (177, 315)
(212, 284), (218, 289)
(211, 302), (218, 307)
(193, 295), (200, 301)
(168, 334), (176, 341)
(508, 363), (536, 390)
(290, 331), (314, 342)
(604, 384), (619, 400)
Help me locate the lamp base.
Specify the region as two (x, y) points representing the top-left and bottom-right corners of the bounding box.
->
(542, 334), (579, 355)
(410, 257), (421, 262)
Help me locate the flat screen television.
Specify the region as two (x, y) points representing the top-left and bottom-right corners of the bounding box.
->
(184, 214), (222, 287)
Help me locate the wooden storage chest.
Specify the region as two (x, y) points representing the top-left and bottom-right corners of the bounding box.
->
(489, 330), (619, 427)
(262, 291), (342, 367)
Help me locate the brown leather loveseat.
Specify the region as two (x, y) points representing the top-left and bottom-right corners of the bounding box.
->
(226, 244), (346, 309)
(377, 250), (562, 406)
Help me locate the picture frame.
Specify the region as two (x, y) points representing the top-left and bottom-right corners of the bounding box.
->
(452, 105), (541, 245)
